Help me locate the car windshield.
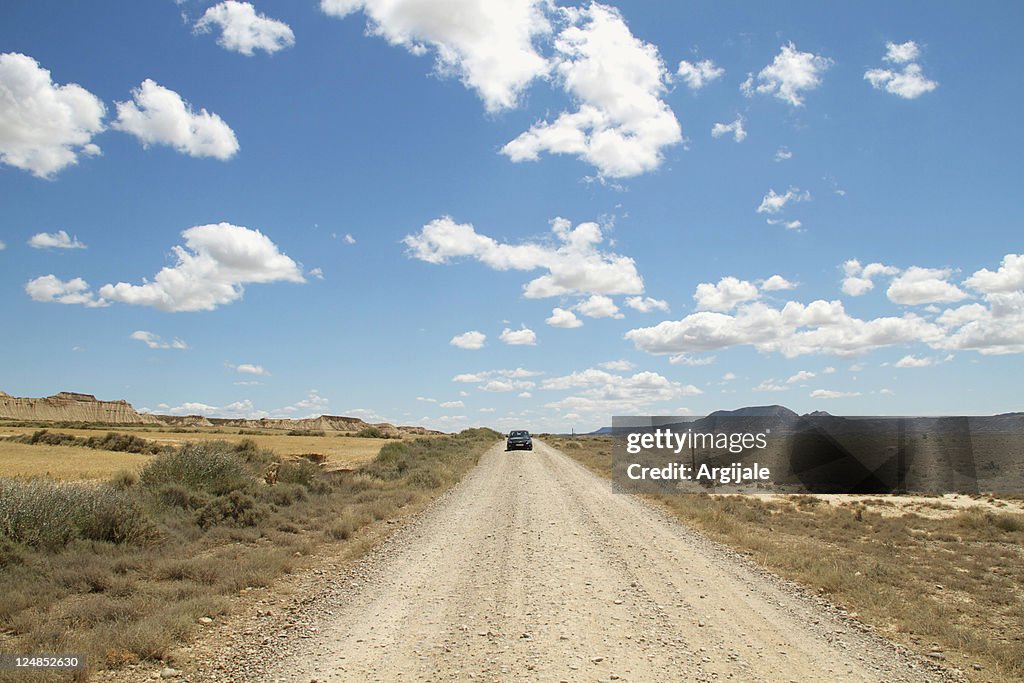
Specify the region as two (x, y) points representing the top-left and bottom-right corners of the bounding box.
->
(509, 431), (529, 437)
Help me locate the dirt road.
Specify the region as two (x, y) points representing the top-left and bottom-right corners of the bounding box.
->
(205, 440), (957, 682)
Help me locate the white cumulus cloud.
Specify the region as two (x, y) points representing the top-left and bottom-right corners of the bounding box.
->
(676, 58), (724, 90)
(810, 389), (861, 399)
(450, 330), (486, 349)
(694, 276), (759, 312)
(546, 307), (583, 328)
(404, 216), (643, 298)
(97, 223), (304, 312)
(886, 266), (968, 305)
(195, 1), (295, 56)
(625, 296), (669, 313)
(130, 330), (188, 350)
(542, 367), (701, 416)
(964, 254), (1024, 293)
(757, 187), (810, 214)
(499, 326), (537, 346)
(575, 294), (623, 318)
(761, 275), (797, 292)
(864, 41), (937, 99)
(321, 0), (550, 113)
(0, 52), (105, 178)
(711, 115), (746, 142)
(501, 3), (682, 178)
(25, 275), (107, 308)
(746, 42), (832, 107)
(28, 230), (86, 249)
(229, 362), (270, 376)
(841, 259), (900, 296)
(626, 299), (944, 358)
(113, 79), (239, 160)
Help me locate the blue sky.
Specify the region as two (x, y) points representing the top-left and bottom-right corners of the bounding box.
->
(1, 1), (1021, 432)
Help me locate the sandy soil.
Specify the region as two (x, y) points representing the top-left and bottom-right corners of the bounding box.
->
(190, 440), (961, 682)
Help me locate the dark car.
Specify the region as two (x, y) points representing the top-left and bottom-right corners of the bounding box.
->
(506, 430), (533, 451)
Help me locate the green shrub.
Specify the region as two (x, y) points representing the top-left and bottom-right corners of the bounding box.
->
(139, 443), (254, 496)
(0, 478), (151, 550)
(286, 429), (325, 437)
(277, 459), (327, 493)
(355, 426), (386, 439)
(262, 483), (308, 507)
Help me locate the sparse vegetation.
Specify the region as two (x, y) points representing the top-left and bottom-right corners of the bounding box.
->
(13, 429), (170, 455)
(552, 435), (1024, 681)
(0, 428), (497, 679)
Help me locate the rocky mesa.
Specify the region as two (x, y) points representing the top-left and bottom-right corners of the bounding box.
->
(0, 391), (161, 424)
(0, 390), (442, 436)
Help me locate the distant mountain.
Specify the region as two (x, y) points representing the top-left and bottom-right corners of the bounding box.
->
(708, 405), (799, 419)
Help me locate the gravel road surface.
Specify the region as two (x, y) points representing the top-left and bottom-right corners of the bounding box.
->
(194, 440), (959, 682)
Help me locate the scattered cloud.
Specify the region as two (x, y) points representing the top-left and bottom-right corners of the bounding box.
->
(28, 230), (86, 249)
(841, 259), (900, 296)
(964, 253), (1024, 293)
(668, 353), (715, 366)
(810, 389), (861, 399)
(228, 362), (269, 376)
(745, 42), (832, 106)
(113, 79), (239, 160)
(626, 298), (943, 358)
(753, 380), (786, 392)
(599, 359), (634, 371)
(886, 266), (968, 305)
(500, 326), (537, 345)
(761, 275), (797, 292)
(321, 0), (550, 112)
(24, 275), (107, 307)
(342, 233), (356, 245)
(404, 216), (643, 298)
(711, 115), (746, 142)
(0, 52), (105, 178)
(450, 330), (486, 349)
(546, 307), (583, 328)
(452, 368), (541, 386)
(823, 366), (836, 374)
(575, 294), (623, 318)
(96, 223), (303, 312)
(756, 187), (810, 214)
(765, 218), (803, 230)
(864, 41), (937, 99)
(501, 3), (682, 178)
(676, 58), (724, 90)
(0, 241), (5, 250)
(694, 276), (759, 312)
(894, 354), (934, 368)
(194, 1), (295, 56)
(440, 400), (464, 408)
(774, 147), (792, 162)
(130, 330), (187, 350)
(542, 367), (701, 416)
(936, 291), (1024, 355)
(308, 267), (324, 280)
(625, 296), (669, 313)
(786, 370), (815, 384)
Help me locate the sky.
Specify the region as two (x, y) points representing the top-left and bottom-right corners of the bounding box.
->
(1, 1), (1022, 433)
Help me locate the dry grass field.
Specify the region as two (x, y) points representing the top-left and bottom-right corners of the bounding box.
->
(0, 439), (151, 480)
(549, 434), (1024, 682)
(0, 425), (395, 480)
(0, 428), (499, 681)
